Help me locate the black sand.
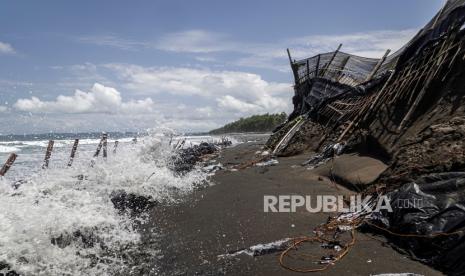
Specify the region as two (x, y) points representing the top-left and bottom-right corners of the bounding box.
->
(141, 138), (443, 275)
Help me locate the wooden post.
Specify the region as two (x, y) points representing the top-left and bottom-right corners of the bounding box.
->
(287, 48), (299, 83)
(67, 139), (79, 167)
(113, 140), (119, 154)
(365, 49), (391, 82)
(102, 133), (108, 159)
(306, 59), (310, 80)
(315, 54), (321, 77)
(42, 140), (54, 169)
(93, 136), (104, 157)
(320, 44), (342, 77)
(0, 153), (17, 176)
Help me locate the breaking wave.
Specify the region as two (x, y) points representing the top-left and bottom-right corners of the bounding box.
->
(0, 131), (214, 275)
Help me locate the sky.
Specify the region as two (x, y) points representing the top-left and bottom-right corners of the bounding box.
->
(0, 0), (445, 135)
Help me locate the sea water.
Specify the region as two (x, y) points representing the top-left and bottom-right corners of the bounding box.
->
(0, 130), (232, 275)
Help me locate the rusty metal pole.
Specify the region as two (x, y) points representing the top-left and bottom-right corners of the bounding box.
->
(67, 139), (79, 167)
(42, 140), (54, 169)
(0, 153), (17, 176)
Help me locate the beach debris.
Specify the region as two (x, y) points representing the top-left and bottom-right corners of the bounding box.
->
(42, 140), (54, 169)
(202, 163), (223, 174)
(255, 158), (279, 167)
(218, 238), (292, 258)
(302, 142), (345, 168)
(0, 153), (17, 176)
(368, 172), (465, 275)
(110, 190), (157, 215)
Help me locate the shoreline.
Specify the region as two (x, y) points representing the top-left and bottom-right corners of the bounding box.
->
(141, 137), (443, 275)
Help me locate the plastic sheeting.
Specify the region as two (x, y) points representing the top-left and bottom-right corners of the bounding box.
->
(371, 172), (465, 275)
(289, 0), (465, 122)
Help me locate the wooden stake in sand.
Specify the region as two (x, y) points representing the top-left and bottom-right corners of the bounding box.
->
(0, 153), (17, 176)
(102, 133), (108, 159)
(42, 140), (54, 169)
(113, 140), (119, 154)
(93, 135), (104, 157)
(67, 139), (79, 167)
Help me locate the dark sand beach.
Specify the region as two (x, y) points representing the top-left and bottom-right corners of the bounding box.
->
(141, 136), (443, 276)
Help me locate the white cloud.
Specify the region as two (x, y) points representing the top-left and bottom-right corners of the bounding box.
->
(156, 30), (235, 53)
(155, 29), (417, 68)
(105, 64), (292, 117)
(14, 83), (155, 114)
(0, 106), (8, 113)
(75, 35), (146, 51)
(76, 28), (416, 72)
(0, 41), (15, 55)
(290, 29), (417, 58)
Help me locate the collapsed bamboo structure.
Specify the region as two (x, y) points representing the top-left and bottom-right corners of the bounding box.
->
(269, 0), (465, 155)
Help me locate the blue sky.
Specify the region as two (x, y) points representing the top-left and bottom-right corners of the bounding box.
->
(0, 0), (444, 134)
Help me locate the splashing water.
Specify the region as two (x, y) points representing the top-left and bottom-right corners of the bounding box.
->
(0, 131), (226, 275)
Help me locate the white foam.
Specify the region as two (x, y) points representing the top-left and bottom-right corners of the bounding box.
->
(0, 145), (21, 153)
(0, 131), (212, 275)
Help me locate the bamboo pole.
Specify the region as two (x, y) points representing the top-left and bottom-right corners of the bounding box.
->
(320, 44), (342, 77)
(67, 139), (79, 167)
(337, 70), (396, 142)
(335, 56), (351, 82)
(306, 59), (310, 80)
(287, 48), (299, 83)
(0, 153), (17, 176)
(315, 54), (321, 77)
(42, 140), (54, 169)
(397, 41), (453, 131)
(365, 49), (391, 82)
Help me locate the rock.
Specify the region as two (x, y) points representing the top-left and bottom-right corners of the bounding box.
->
(0, 262), (19, 276)
(51, 228), (100, 249)
(110, 190), (157, 215)
(171, 142), (219, 174)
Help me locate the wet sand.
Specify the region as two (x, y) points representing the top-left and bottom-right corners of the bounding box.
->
(141, 138), (443, 275)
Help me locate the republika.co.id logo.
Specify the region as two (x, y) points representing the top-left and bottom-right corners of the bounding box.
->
(263, 195), (395, 213)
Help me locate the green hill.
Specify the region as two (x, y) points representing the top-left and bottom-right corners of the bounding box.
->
(209, 113), (287, 134)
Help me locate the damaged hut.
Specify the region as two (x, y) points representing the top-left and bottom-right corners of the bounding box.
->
(268, 1), (465, 274)
(268, 0), (465, 177)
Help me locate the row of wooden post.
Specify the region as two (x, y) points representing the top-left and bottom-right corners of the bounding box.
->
(0, 133), (121, 177)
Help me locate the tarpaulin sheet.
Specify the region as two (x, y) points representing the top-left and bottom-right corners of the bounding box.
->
(371, 172), (465, 275)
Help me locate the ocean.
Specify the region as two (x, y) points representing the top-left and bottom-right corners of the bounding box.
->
(0, 130), (234, 275)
